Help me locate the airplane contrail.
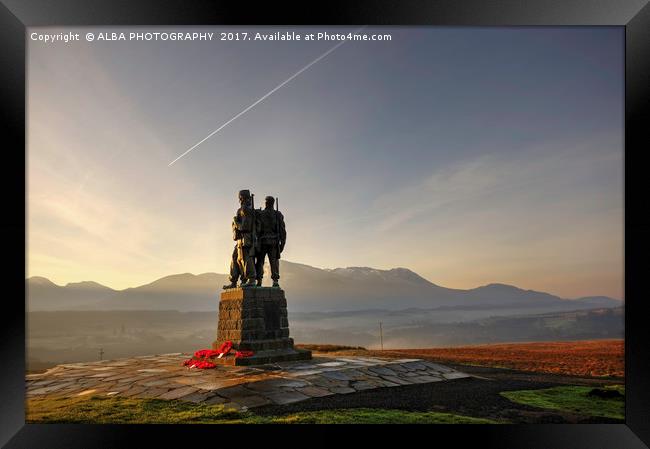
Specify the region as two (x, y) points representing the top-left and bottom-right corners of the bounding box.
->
(168, 27), (366, 166)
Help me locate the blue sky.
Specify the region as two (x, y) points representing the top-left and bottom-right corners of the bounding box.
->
(27, 26), (623, 299)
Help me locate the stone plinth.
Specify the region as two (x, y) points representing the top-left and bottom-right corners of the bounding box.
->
(213, 287), (311, 366)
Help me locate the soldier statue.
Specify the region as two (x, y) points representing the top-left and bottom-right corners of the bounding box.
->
(255, 196), (286, 287)
(224, 245), (244, 288)
(222, 189), (258, 289)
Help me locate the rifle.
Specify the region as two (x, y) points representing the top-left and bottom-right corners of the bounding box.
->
(251, 194), (258, 255)
(276, 196), (281, 259)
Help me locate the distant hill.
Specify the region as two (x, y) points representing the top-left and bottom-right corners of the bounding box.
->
(26, 277), (116, 311)
(107, 273), (227, 311)
(26, 260), (622, 313)
(380, 307), (625, 348)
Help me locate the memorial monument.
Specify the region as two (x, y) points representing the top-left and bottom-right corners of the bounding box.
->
(212, 190), (311, 365)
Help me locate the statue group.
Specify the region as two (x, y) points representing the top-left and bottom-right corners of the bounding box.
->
(223, 189), (287, 289)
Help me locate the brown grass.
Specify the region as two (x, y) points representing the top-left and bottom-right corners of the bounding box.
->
(372, 339), (623, 378)
(295, 344), (366, 353)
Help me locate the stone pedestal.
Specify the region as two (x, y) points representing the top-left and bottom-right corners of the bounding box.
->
(212, 287), (312, 366)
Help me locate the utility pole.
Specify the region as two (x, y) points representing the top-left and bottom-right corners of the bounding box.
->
(379, 322), (384, 351)
(99, 348), (104, 361)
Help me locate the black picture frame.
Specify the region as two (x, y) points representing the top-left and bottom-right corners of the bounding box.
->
(1, 0), (648, 447)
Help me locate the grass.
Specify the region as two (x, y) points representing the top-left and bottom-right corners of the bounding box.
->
(295, 344), (367, 353)
(26, 395), (497, 424)
(501, 385), (624, 420)
(381, 340), (624, 378)
(267, 409), (498, 424)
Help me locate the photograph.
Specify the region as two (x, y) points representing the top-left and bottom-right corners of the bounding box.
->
(23, 25), (626, 425)
(1, 0), (648, 446)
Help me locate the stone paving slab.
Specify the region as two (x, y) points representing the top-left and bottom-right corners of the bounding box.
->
(26, 353), (471, 410)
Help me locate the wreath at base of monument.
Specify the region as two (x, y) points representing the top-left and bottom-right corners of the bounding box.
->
(182, 341), (254, 368)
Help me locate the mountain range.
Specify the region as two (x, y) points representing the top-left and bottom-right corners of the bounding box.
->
(26, 260), (622, 313)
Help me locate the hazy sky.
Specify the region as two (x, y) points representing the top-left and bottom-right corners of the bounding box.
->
(27, 26), (624, 299)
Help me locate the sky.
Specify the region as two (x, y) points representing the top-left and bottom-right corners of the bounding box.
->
(27, 26), (624, 299)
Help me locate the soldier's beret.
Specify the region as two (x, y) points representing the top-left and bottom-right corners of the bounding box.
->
(238, 189), (251, 198)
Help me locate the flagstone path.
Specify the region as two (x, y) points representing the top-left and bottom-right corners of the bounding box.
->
(26, 354), (471, 411)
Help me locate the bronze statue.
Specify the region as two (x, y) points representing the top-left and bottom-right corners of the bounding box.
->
(222, 189), (257, 288)
(223, 245), (244, 289)
(222, 191), (286, 289)
(255, 196), (286, 287)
